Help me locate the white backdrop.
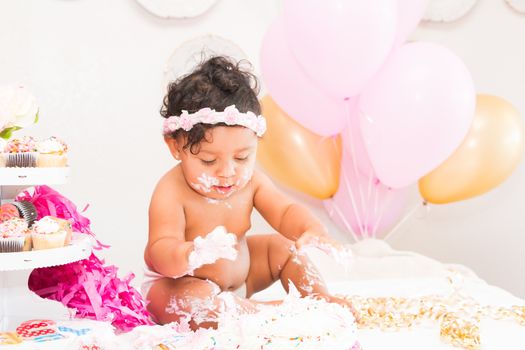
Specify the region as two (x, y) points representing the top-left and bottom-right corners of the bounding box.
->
(0, 0), (524, 297)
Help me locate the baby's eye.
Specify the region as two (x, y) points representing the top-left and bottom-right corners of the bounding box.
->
(200, 159), (216, 165)
(235, 156), (249, 162)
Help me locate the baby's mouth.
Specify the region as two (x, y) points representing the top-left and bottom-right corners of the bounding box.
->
(213, 184), (234, 194)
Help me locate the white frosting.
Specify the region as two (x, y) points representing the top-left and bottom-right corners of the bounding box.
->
(32, 216), (61, 234)
(289, 247), (324, 293)
(166, 293), (219, 324)
(123, 285), (359, 350)
(187, 226), (238, 273)
(206, 197), (233, 209)
(190, 173), (220, 193)
(309, 243), (353, 273)
(300, 240), (354, 274)
(236, 168), (253, 189)
(37, 137), (66, 154)
(121, 322), (194, 350)
(214, 285), (359, 350)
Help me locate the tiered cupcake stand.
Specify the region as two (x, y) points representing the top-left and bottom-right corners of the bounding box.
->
(0, 168), (92, 332)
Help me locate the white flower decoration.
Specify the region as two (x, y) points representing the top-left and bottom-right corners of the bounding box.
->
(0, 85), (39, 138)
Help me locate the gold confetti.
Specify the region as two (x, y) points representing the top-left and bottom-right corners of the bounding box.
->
(339, 276), (524, 350)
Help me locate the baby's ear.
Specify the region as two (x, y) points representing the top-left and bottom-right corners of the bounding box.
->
(164, 136), (181, 160)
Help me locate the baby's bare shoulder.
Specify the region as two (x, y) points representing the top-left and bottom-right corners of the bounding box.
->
(250, 168), (267, 186)
(151, 166), (185, 206)
(250, 169), (274, 191)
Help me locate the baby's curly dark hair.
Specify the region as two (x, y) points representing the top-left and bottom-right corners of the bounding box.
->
(161, 55), (261, 154)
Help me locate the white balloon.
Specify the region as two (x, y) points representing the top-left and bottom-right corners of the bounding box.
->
(423, 0), (478, 22)
(163, 35), (248, 91)
(506, 0), (525, 13)
(136, 0), (219, 19)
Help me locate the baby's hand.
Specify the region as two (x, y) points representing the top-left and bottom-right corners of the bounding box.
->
(187, 226), (238, 274)
(296, 230), (353, 272)
(296, 230), (341, 250)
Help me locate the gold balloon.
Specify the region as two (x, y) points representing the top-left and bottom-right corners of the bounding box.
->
(419, 94), (525, 204)
(258, 95), (342, 199)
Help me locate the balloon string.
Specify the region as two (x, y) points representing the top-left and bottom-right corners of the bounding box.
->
(341, 169), (366, 240)
(330, 199), (360, 243)
(383, 201), (427, 242)
(370, 180), (385, 237)
(360, 168), (371, 238)
(318, 131), (361, 241)
(347, 109), (368, 238)
(318, 129), (363, 241)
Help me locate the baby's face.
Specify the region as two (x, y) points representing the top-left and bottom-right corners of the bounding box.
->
(178, 126), (258, 199)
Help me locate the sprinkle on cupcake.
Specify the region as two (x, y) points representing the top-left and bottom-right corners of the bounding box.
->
(4, 136), (37, 153)
(0, 217), (29, 237)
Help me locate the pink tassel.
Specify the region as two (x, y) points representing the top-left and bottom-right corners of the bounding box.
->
(20, 186), (153, 332)
(29, 254), (153, 333)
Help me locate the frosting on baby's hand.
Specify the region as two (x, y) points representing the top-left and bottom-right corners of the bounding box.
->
(314, 243), (353, 273)
(187, 226), (238, 274)
(301, 238), (353, 273)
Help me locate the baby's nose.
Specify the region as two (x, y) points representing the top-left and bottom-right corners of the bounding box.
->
(217, 160), (236, 178)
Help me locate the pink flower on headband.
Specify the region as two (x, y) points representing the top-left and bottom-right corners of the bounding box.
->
(162, 105), (266, 137)
(179, 111), (193, 131)
(198, 108), (215, 123)
(255, 118), (267, 136)
(224, 105), (238, 125)
(166, 118), (179, 132)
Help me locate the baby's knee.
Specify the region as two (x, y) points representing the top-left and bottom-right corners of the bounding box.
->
(167, 279), (220, 311)
(150, 278), (222, 326)
(268, 235), (295, 277)
(271, 234), (295, 256)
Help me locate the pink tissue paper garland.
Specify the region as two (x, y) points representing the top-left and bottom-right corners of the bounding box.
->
(17, 185), (153, 332)
(16, 185), (107, 250)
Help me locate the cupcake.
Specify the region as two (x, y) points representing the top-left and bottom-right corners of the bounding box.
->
(4, 136), (37, 167)
(0, 217), (31, 252)
(36, 136), (68, 167)
(12, 200), (38, 227)
(0, 203), (20, 222)
(31, 216), (72, 250)
(0, 139), (6, 167)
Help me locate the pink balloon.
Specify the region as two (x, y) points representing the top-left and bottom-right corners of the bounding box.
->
(283, 0), (398, 99)
(324, 145), (409, 239)
(394, 0), (428, 47)
(359, 42), (476, 188)
(261, 18), (348, 136)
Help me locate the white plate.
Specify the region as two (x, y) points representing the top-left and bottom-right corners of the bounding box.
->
(506, 0), (525, 13)
(423, 0), (478, 22)
(135, 0), (219, 19)
(0, 167), (69, 186)
(0, 235), (92, 271)
(163, 35), (248, 91)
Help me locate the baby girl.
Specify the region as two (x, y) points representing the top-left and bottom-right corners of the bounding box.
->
(143, 56), (354, 329)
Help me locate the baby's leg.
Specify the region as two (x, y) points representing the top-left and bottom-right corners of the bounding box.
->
(246, 234), (356, 314)
(245, 234), (327, 296)
(146, 276), (256, 330)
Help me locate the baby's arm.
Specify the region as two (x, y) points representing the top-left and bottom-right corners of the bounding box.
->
(252, 170), (329, 243)
(147, 176), (193, 278)
(187, 226), (238, 273)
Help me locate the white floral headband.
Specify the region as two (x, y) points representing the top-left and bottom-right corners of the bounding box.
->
(163, 105), (266, 137)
